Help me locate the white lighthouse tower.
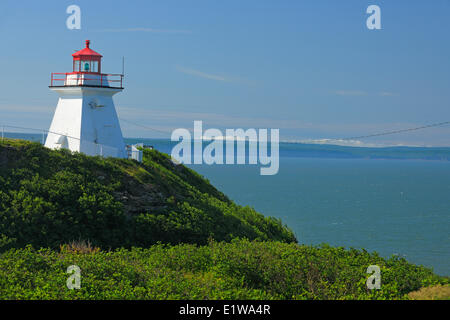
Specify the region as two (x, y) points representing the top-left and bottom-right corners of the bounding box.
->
(45, 40), (126, 158)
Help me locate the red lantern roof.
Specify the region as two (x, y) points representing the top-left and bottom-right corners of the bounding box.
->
(72, 40), (103, 59)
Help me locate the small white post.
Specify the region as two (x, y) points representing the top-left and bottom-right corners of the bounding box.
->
(100, 145), (103, 157)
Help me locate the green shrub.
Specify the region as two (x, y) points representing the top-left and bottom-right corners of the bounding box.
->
(0, 140), (296, 250)
(1, 139), (446, 300)
(0, 239), (446, 300)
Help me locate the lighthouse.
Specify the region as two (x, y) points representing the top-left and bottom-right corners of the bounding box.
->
(45, 40), (127, 158)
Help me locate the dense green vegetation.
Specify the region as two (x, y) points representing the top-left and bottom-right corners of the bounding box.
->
(0, 239), (447, 300)
(0, 139), (295, 250)
(0, 139), (448, 300)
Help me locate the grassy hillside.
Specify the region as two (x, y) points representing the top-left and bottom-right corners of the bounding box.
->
(0, 139), (295, 250)
(0, 139), (448, 300)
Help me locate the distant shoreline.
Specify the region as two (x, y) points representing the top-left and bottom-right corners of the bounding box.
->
(3, 132), (450, 161)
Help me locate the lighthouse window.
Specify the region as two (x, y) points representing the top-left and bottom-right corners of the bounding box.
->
(74, 60), (80, 72)
(84, 62), (90, 71)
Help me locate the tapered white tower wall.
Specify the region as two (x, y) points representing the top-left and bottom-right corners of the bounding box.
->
(45, 86), (126, 158)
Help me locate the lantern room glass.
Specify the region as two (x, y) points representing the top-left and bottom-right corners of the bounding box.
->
(73, 60), (100, 73)
(73, 60), (80, 72)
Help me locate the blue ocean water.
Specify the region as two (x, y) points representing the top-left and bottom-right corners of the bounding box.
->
(128, 138), (450, 276)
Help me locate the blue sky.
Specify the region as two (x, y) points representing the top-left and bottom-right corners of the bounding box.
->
(0, 0), (449, 146)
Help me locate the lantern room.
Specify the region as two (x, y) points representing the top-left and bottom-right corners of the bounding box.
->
(72, 40), (102, 73)
(50, 40), (123, 88)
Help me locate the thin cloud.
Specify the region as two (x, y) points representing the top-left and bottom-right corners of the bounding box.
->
(0, 104), (53, 113)
(379, 91), (397, 97)
(117, 107), (315, 131)
(334, 90), (367, 96)
(175, 66), (228, 81)
(95, 27), (192, 34)
(334, 90), (398, 97)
